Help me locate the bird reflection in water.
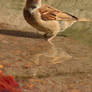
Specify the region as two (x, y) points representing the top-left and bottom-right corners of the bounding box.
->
(32, 41), (72, 65)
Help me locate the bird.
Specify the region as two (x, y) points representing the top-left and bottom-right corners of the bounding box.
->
(23, 0), (91, 43)
(0, 74), (22, 92)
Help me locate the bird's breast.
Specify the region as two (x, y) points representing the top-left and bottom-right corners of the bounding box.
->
(23, 8), (60, 33)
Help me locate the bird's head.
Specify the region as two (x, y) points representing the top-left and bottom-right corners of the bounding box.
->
(25, 0), (41, 13)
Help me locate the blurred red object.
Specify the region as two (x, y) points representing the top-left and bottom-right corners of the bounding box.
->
(0, 74), (22, 92)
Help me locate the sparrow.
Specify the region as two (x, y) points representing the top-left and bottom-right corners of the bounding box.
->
(23, 0), (91, 43)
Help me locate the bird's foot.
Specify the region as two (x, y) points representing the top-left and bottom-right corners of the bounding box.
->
(44, 33), (48, 38)
(47, 38), (54, 46)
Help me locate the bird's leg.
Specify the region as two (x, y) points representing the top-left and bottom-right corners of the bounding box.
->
(47, 31), (58, 45)
(48, 32), (58, 42)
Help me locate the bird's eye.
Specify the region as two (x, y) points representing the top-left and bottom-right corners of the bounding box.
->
(31, 6), (37, 9)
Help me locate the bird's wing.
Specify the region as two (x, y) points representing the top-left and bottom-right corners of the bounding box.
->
(39, 4), (78, 21)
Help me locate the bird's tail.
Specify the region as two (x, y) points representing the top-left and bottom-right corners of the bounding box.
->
(78, 18), (92, 22)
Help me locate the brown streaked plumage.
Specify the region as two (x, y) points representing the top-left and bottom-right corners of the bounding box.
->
(39, 4), (78, 21)
(23, 0), (91, 42)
